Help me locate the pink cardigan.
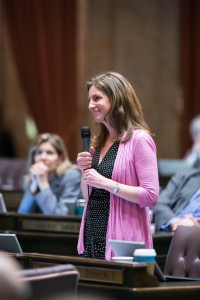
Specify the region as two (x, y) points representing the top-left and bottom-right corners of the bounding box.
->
(77, 129), (159, 260)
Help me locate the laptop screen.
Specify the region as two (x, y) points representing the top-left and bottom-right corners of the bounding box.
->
(108, 239), (146, 257)
(0, 233), (23, 253)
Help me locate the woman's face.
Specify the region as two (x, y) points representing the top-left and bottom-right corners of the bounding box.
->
(88, 85), (111, 124)
(34, 141), (61, 172)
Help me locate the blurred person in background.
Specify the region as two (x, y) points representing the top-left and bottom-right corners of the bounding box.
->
(18, 133), (82, 215)
(185, 115), (200, 168)
(153, 168), (200, 232)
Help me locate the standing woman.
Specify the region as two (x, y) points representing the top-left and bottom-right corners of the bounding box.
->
(18, 133), (82, 215)
(77, 71), (159, 260)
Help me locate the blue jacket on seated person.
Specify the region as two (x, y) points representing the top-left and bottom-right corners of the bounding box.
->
(17, 132), (83, 216)
(18, 168), (82, 215)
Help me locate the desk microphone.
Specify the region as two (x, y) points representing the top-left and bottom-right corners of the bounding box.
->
(81, 126), (91, 152)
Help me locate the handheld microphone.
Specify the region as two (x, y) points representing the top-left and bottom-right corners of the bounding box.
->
(30, 174), (43, 195)
(81, 126), (91, 152)
(30, 174), (38, 195)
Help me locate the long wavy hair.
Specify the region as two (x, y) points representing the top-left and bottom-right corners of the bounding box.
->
(25, 133), (77, 182)
(86, 71), (151, 148)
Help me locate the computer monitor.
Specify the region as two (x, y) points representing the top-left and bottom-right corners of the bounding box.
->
(108, 239), (146, 257)
(0, 233), (23, 253)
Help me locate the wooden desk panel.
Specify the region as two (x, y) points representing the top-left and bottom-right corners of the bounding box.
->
(19, 253), (158, 287)
(0, 212), (173, 262)
(16, 231), (78, 255)
(15, 253), (200, 300)
(0, 212), (81, 255)
(0, 212), (81, 233)
(133, 281), (200, 300)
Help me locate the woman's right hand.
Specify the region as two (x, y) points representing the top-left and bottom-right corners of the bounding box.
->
(77, 147), (95, 171)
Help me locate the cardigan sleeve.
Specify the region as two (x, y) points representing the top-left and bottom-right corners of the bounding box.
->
(134, 132), (159, 208)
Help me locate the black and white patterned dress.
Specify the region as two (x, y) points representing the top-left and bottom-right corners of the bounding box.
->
(83, 141), (119, 259)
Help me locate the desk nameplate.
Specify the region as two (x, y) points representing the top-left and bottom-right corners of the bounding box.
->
(21, 219), (80, 233)
(78, 266), (123, 284)
(30, 261), (123, 284)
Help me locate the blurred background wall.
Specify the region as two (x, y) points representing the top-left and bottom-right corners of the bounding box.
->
(0, 0), (199, 162)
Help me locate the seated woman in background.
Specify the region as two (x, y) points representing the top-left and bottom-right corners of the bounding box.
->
(18, 133), (82, 215)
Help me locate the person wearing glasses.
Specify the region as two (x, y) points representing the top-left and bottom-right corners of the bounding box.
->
(18, 133), (82, 215)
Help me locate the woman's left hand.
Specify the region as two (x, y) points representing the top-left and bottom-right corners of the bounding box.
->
(30, 162), (49, 188)
(83, 168), (106, 189)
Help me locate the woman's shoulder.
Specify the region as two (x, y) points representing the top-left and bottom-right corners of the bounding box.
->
(133, 128), (150, 137)
(126, 129), (156, 152)
(131, 129), (153, 143)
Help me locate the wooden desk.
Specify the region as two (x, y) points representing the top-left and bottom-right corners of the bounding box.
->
(15, 253), (200, 300)
(16, 252), (159, 299)
(0, 212), (81, 255)
(132, 281), (200, 300)
(0, 212), (81, 234)
(0, 212), (173, 263)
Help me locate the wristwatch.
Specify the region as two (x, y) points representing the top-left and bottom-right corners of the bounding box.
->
(112, 182), (119, 194)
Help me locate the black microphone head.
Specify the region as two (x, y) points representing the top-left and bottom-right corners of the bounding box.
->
(81, 126), (91, 138)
